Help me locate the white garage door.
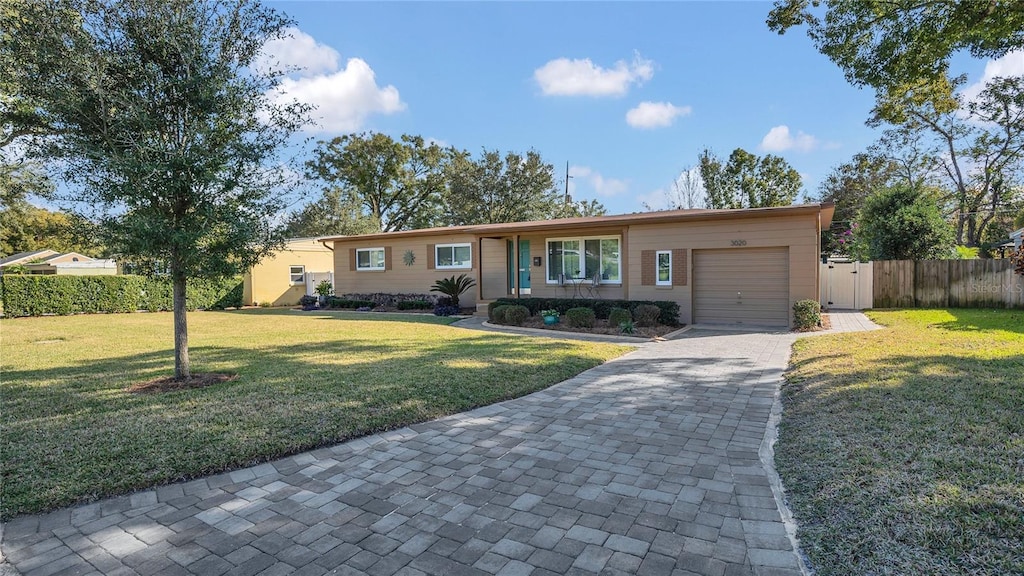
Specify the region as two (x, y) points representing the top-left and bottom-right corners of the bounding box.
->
(693, 247), (790, 327)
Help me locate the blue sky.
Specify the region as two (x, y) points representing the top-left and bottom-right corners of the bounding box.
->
(264, 1), (1000, 215)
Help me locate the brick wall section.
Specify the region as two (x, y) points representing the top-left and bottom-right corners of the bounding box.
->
(672, 248), (688, 286)
(641, 250), (655, 286)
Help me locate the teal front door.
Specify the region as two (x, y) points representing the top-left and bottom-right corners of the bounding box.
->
(508, 240), (531, 294)
(518, 240), (531, 293)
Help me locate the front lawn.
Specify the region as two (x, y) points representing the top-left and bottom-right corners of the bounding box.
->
(779, 309), (1023, 575)
(0, 309), (630, 519)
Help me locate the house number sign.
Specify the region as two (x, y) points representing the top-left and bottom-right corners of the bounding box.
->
(730, 239), (747, 246)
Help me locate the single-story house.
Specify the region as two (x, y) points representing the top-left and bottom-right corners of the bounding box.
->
(0, 250), (116, 275)
(319, 203), (835, 328)
(243, 237), (335, 307)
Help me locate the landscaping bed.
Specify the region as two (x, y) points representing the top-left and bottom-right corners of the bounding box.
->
(510, 316), (678, 338)
(778, 308), (1023, 575)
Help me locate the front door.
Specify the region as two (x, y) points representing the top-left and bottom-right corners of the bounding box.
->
(507, 238), (532, 293)
(518, 240), (531, 294)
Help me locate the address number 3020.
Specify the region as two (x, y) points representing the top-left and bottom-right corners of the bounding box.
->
(730, 239), (747, 246)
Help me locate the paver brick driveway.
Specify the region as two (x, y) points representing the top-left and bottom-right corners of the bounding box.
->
(2, 328), (808, 576)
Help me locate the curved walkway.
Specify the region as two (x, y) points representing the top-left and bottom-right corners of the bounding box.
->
(1, 314), (881, 576)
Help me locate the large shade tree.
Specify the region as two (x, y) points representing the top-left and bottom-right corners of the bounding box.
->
(698, 148), (802, 209)
(767, 0), (1024, 114)
(3, 0), (308, 378)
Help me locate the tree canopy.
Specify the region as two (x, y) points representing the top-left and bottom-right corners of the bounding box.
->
(3, 0), (308, 378)
(855, 184), (954, 260)
(698, 148), (802, 209)
(767, 0), (1024, 114)
(298, 133), (605, 233)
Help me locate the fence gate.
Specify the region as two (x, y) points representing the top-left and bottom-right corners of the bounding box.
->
(820, 261), (873, 309)
(304, 271), (334, 297)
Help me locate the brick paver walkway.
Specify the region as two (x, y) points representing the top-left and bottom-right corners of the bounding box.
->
(1, 317), (880, 576)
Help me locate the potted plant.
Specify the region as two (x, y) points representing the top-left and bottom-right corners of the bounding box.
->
(540, 309), (560, 325)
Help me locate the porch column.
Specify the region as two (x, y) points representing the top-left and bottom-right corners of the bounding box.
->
(476, 237), (483, 303)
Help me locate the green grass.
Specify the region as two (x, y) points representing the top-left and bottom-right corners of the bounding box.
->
(778, 309), (1024, 575)
(0, 309), (630, 519)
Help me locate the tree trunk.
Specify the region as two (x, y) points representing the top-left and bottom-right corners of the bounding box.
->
(172, 272), (190, 379)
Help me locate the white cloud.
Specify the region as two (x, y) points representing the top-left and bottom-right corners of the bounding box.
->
(961, 50), (1024, 103)
(625, 101), (691, 129)
(759, 125), (819, 153)
(534, 52), (654, 97)
(260, 28), (405, 133)
(569, 165), (629, 198)
(255, 27), (340, 76)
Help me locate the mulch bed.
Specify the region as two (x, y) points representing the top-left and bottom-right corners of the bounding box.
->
(126, 373), (238, 394)
(513, 317), (678, 339)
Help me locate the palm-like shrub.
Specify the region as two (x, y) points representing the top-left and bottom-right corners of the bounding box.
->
(430, 274), (477, 310)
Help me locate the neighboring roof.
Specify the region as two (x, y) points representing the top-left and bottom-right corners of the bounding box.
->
(1010, 227), (1024, 239)
(319, 203), (836, 243)
(0, 249), (60, 267)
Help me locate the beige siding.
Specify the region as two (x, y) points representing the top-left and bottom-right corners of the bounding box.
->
(332, 233), (481, 307)
(243, 239), (334, 306)
(628, 213), (820, 326)
(480, 238), (508, 300)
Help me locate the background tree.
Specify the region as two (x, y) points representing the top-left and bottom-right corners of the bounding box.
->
(4, 0), (308, 379)
(767, 0), (1024, 114)
(305, 133), (447, 232)
(868, 77), (1024, 247)
(643, 166), (706, 211)
(281, 189), (378, 238)
(855, 184), (954, 260)
(698, 148), (802, 209)
(442, 148), (600, 225)
(816, 153), (902, 256)
(560, 198), (607, 218)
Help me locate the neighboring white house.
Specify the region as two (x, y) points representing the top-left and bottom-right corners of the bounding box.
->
(0, 250), (117, 275)
(1011, 227), (1023, 250)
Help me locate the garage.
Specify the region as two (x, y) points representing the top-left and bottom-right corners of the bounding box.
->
(693, 247), (790, 327)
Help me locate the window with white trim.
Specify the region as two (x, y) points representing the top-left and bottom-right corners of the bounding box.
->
(435, 243), (472, 269)
(356, 248), (386, 271)
(289, 265), (305, 284)
(547, 237), (621, 283)
(656, 251), (672, 286)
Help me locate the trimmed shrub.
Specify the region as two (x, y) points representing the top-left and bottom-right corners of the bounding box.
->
(487, 300), (503, 322)
(566, 307), (596, 328)
(633, 304), (662, 327)
(489, 297), (680, 326)
(503, 305), (530, 326)
(341, 293), (439, 307)
(0, 275), (241, 317)
(491, 305), (511, 325)
(433, 305), (461, 317)
(608, 307), (632, 326)
(299, 295), (318, 310)
(396, 300), (432, 310)
(326, 297), (376, 309)
(793, 299), (821, 330)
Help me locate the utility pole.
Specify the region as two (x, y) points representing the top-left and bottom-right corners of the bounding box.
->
(564, 161), (573, 205)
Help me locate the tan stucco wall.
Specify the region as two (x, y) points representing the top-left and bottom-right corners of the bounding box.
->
(627, 213), (820, 325)
(243, 239), (335, 306)
(332, 233), (481, 307)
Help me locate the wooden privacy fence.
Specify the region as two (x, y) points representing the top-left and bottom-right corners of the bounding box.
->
(873, 259), (1024, 309)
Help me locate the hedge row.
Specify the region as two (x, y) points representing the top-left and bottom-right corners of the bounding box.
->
(1, 275), (243, 317)
(490, 297), (680, 326)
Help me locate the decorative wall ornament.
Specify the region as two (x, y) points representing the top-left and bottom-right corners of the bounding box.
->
(403, 249), (416, 266)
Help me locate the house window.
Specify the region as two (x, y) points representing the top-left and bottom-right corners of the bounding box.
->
(289, 265), (305, 284)
(356, 248), (386, 271)
(547, 236), (621, 283)
(435, 243), (472, 269)
(656, 251), (671, 286)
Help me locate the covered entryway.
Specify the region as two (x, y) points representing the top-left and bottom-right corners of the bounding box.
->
(693, 247), (790, 327)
